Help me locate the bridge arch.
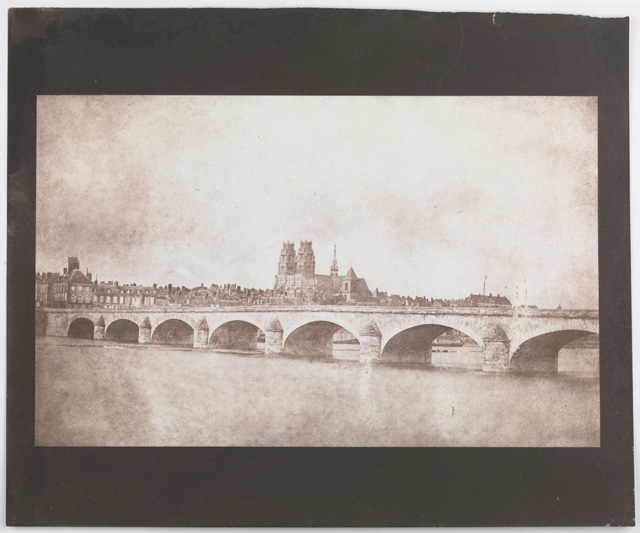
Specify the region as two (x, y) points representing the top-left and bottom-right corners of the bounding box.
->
(105, 319), (139, 343)
(381, 323), (480, 364)
(512, 322), (599, 354)
(67, 317), (94, 339)
(510, 329), (599, 373)
(283, 320), (361, 358)
(381, 320), (484, 352)
(151, 318), (194, 346)
(140, 313), (197, 333)
(208, 316), (266, 334)
(209, 320), (265, 351)
(283, 316), (362, 343)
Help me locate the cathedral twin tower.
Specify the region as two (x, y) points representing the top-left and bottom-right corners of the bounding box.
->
(277, 240), (339, 278)
(277, 240), (321, 279)
(274, 240), (369, 301)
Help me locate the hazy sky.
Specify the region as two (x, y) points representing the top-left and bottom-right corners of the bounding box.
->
(37, 96), (598, 309)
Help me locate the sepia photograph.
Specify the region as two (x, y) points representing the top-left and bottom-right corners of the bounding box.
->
(8, 7), (633, 526)
(35, 95), (599, 447)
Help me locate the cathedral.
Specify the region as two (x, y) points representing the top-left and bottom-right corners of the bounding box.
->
(274, 241), (371, 301)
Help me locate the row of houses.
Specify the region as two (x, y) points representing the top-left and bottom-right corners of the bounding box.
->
(36, 257), (515, 310)
(369, 290), (513, 308)
(36, 257), (159, 309)
(36, 257), (283, 309)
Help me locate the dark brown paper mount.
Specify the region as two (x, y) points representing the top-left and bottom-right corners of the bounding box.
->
(7, 9), (633, 526)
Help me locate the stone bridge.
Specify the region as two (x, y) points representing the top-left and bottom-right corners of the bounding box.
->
(35, 306), (599, 372)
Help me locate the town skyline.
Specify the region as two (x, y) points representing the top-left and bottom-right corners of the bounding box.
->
(37, 249), (519, 312)
(36, 244), (545, 310)
(36, 96), (598, 309)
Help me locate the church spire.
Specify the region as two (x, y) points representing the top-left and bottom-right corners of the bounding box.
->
(330, 244), (339, 277)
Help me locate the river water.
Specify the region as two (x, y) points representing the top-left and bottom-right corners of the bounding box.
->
(35, 336), (599, 447)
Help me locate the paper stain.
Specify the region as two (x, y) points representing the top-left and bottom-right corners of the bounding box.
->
(359, 359), (372, 401)
(512, 282), (530, 353)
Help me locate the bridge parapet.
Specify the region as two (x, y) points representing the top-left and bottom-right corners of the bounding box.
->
(39, 304), (599, 319)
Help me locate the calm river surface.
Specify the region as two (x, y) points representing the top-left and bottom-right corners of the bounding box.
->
(36, 336), (599, 447)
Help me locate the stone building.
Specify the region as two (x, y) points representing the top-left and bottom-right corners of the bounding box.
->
(462, 293), (512, 308)
(93, 281), (157, 307)
(274, 241), (371, 302)
(189, 284), (213, 306)
(35, 273), (48, 307)
(274, 241), (317, 297)
(337, 267), (370, 302)
(47, 256), (94, 308)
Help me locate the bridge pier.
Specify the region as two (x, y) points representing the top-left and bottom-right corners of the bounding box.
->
(94, 316), (105, 340)
(38, 311), (69, 337)
(35, 311), (47, 336)
(359, 320), (382, 362)
(265, 318), (283, 356)
(482, 324), (510, 372)
(194, 318), (209, 349)
(138, 317), (151, 344)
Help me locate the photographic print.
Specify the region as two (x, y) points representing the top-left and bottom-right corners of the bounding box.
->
(8, 7), (633, 527)
(35, 95), (599, 447)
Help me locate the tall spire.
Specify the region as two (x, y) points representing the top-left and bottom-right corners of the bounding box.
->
(330, 243), (339, 277)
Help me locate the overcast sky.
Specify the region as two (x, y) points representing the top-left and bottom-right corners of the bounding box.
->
(36, 95), (598, 309)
